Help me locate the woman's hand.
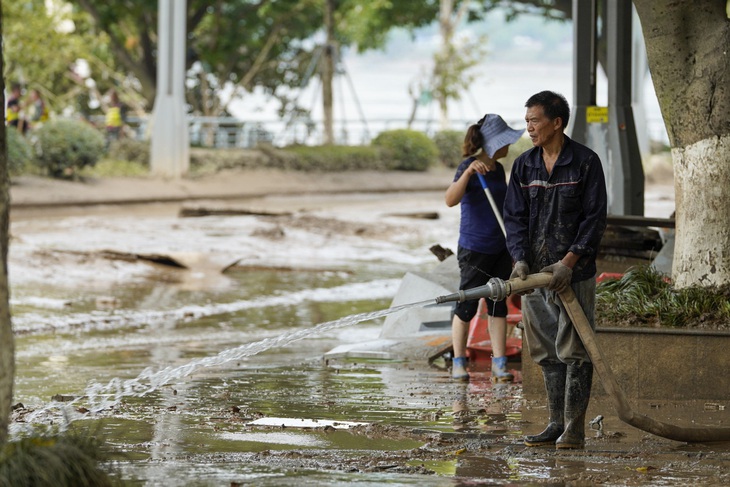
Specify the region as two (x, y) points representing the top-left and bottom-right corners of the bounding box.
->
(468, 159), (489, 176)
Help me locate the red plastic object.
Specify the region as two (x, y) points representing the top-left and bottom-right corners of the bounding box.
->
(597, 272), (623, 283)
(466, 297), (522, 363)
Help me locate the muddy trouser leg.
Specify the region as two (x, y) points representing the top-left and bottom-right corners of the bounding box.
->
(521, 280), (596, 447)
(521, 289), (566, 446)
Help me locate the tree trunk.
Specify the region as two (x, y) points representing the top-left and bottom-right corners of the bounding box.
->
(436, 0), (455, 130)
(322, 0), (335, 145)
(671, 136), (730, 287)
(633, 0), (730, 288)
(0, 0), (17, 446)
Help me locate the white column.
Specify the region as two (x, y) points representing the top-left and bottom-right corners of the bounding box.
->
(150, 0), (189, 178)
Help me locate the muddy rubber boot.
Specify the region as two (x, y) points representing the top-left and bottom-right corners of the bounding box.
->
(491, 356), (514, 383)
(556, 363), (593, 450)
(524, 363), (567, 446)
(451, 356), (469, 381)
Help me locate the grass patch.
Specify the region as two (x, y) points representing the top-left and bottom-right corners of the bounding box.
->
(596, 265), (730, 330)
(0, 427), (119, 486)
(79, 159), (149, 178)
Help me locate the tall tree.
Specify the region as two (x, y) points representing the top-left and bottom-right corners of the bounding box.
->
(433, 0), (484, 129)
(3, 0), (103, 116)
(633, 0), (730, 288)
(0, 0), (16, 446)
(71, 0), (323, 117)
(338, 0), (570, 130)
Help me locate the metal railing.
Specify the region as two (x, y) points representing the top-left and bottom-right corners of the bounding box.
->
(104, 114), (667, 149)
(114, 116), (487, 149)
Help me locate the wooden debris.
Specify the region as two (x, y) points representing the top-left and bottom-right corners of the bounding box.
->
(179, 204), (292, 218)
(385, 211), (440, 220)
(429, 244), (454, 262)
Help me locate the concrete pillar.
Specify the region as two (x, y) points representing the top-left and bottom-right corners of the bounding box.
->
(566, 0), (610, 181)
(150, 0), (189, 178)
(567, 0), (644, 216)
(606, 0), (644, 216)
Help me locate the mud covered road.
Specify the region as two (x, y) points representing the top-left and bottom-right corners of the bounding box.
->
(7, 168), (729, 485)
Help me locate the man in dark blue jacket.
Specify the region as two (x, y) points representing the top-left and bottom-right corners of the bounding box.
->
(504, 91), (607, 450)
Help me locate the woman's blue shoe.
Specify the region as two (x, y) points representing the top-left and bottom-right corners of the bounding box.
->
(452, 356), (469, 381)
(491, 356), (514, 383)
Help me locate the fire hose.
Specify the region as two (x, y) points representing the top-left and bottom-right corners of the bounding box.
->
(435, 272), (730, 443)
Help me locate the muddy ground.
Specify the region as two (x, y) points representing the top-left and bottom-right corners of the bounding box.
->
(7, 163), (730, 486)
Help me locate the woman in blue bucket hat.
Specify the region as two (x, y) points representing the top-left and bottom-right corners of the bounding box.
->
(445, 114), (524, 382)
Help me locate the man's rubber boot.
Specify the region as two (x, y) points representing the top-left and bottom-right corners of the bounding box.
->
(491, 356), (514, 383)
(524, 363), (567, 446)
(451, 356), (469, 381)
(556, 362), (593, 450)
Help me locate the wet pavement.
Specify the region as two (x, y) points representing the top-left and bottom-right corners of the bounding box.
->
(7, 182), (729, 485)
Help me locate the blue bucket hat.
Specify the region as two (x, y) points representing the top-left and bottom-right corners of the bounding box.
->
(479, 114), (524, 159)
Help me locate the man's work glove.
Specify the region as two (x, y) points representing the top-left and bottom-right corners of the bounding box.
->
(509, 260), (529, 280)
(540, 261), (573, 293)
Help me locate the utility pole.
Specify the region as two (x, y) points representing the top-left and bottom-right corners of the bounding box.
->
(322, 0), (335, 145)
(150, 0), (190, 178)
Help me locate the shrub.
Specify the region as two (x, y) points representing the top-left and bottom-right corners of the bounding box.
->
(107, 138), (150, 166)
(33, 120), (105, 179)
(432, 130), (464, 168)
(256, 143), (302, 171)
(7, 129), (34, 176)
(502, 135), (533, 174)
(283, 144), (387, 171)
(371, 129), (438, 171)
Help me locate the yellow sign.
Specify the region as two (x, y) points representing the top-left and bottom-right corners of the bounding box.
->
(586, 106), (608, 123)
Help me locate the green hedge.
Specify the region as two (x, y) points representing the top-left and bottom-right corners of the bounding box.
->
(33, 120), (105, 178)
(432, 130), (463, 168)
(371, 129), (438, 171)
(502, 136), (534, 174)
(282, 144), (388, 171)
(7, 128), (34, 176)
(107, 138), (150, 166)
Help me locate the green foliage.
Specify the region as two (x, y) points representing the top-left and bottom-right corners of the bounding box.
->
(33, 120), (105, 179)
(0, 429), (117, 487)
(189, 148), (268, 175)
(596, 265), (730, 329)
(6, 129), (34, 176)
(371, 129), (438, 171)
(79, 159), (149, 178)
(4, 0), (106, 114)
(67, 0), (324, 115)
(432, 130), (464, 168)
(254, 144), (386, 171)
(502, 135), (533, 174)
(106, 138), (150, 166)
(337, 0), (440, 52)
(282, 144), (388, 171)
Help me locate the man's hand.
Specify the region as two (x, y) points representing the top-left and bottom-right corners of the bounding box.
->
(540, 261), (573, 293)
(510, 260), (529, 280)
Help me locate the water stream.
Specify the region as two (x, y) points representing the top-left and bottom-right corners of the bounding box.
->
(12, 299), (434, 433)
